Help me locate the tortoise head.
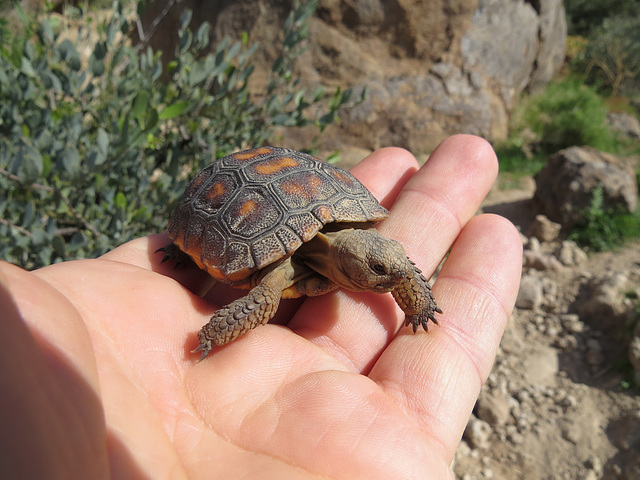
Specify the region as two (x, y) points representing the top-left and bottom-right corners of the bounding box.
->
(334, 229), (411, 293)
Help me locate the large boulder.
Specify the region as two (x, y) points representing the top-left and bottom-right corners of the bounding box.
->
(137, 0), (567, 153)
(607, 112), (640, 140)
(533, 146), (638, 228)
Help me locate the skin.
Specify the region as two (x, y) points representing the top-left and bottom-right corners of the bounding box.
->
(0, 135), (522, 480)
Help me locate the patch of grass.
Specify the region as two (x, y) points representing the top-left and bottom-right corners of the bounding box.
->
(521, 77), (617, 153)
(495, 74), (640, 188)
(494, 141), (547, 176)
(569, 185), (640, 252)
(495, 77), (622, 176)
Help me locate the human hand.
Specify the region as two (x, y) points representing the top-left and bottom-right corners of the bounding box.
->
(0, 135), (522, 480)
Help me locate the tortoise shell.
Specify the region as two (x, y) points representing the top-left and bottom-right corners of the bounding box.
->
(167, 146), (389, 285)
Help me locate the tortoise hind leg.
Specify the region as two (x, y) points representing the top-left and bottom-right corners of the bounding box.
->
(156, 243), (193, 267)
(194, 262), (292, 359)
(156, 243), (217, 297)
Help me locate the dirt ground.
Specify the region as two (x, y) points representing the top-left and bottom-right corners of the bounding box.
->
(451, 178), (640, 480)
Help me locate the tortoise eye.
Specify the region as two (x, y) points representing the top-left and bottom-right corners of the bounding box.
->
(371, 263), (387, 275)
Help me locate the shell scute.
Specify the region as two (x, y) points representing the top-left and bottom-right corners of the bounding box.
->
(273, 171), (338, 210)
(223, 187), (283, 240)
(193, 172), (237, 214)
(167, 146), (389, 283)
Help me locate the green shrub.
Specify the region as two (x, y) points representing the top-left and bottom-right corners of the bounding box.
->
(574, 15), (640, 98)
(0, 0), (357, 270)
(520, 77), (616, 153)
(568, 185), (640, 252)
(494, 137), (547, 176)
(496, 77), (618, 175)
(565, 0), (640, 36)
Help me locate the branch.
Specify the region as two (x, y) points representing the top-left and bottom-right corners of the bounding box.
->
(134, 0), (183, 53)
(0, 167), (101, 238)
(0, 218), (32, 238)
(0, 167), (54, 192)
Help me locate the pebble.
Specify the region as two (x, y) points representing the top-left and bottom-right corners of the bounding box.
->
(584, 454), (602, 472)
(522, 345), (559, 386)
(561, 421), (581, 444)
(560, 314), (584, 333)
(465, 415), (493, 449)
(528, 236), (541, 252)
(527, 214), (562, 242)
(477, 390), (512, 426)
(506, 425), (524, 444)
(555, 334), (579, 351)
(516, 274), (544, 310)
(556, 240), (588, 266)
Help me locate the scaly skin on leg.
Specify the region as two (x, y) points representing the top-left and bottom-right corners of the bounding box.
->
(194, 265), (291, 359)
(391, 259), (442, 333)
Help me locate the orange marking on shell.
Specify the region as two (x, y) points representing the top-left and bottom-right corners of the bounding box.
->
(206, 181), (226, 200)
(314, 205), (334, 222)
(280, 182), (306, 197)
(300, 220), (319, 242)
(281, 175), (322, 197)
(189, 173), (206, 190)
(234, 147), (273, 161)
(238, 199), (258, 216)
(331, 169), (353, 185)
(207, 267), (228, 282)
(254, 156), (299, 175)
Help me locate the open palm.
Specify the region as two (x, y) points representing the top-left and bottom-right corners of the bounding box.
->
(0, 135), (522, 480)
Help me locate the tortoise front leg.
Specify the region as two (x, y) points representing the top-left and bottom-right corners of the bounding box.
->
(391, 259), (442, 333)
(194, 262), (292, 359)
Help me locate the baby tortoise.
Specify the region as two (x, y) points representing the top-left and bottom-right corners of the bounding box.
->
(159, 146), (441, 358)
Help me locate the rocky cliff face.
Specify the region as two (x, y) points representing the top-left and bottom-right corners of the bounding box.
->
(139, 0), (566, 152)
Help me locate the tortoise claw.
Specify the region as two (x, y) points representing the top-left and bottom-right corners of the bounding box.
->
(404, 303), (442, 334)
(156, 243), (192, 268)
(192, 340), (213, 360)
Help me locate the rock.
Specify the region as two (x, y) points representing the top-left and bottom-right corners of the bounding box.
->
(464, 414), (492, 449)
(506, 425), (524, 444)
(333, 0), (566, 151)
(605, 413), (640, 479)
(533, 146), (639, 228)
(528, 236), (541, 252)
(555, 240), (588, 266)
(500, 321), (525, 354)
(560, 314), (584, 333)
(516, 274), (544, 310)
(607, 112), (640, 139)
(523, 250), (564, 271)
(555, 334), (579, 351)
(561, 420), (581, 444)
(584, 454), (603, 474)
(575, 271), (631, 327)
(583, 471), (598, 480)
(460, 0), (538, 107)
(527, 0), (568, 92)
(630, 320), (640, 385)
(136, 0), (567, 152)
(477, 390), (512, 426)
(527, 214), (562, 242)
(522, 345), (559, 386)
